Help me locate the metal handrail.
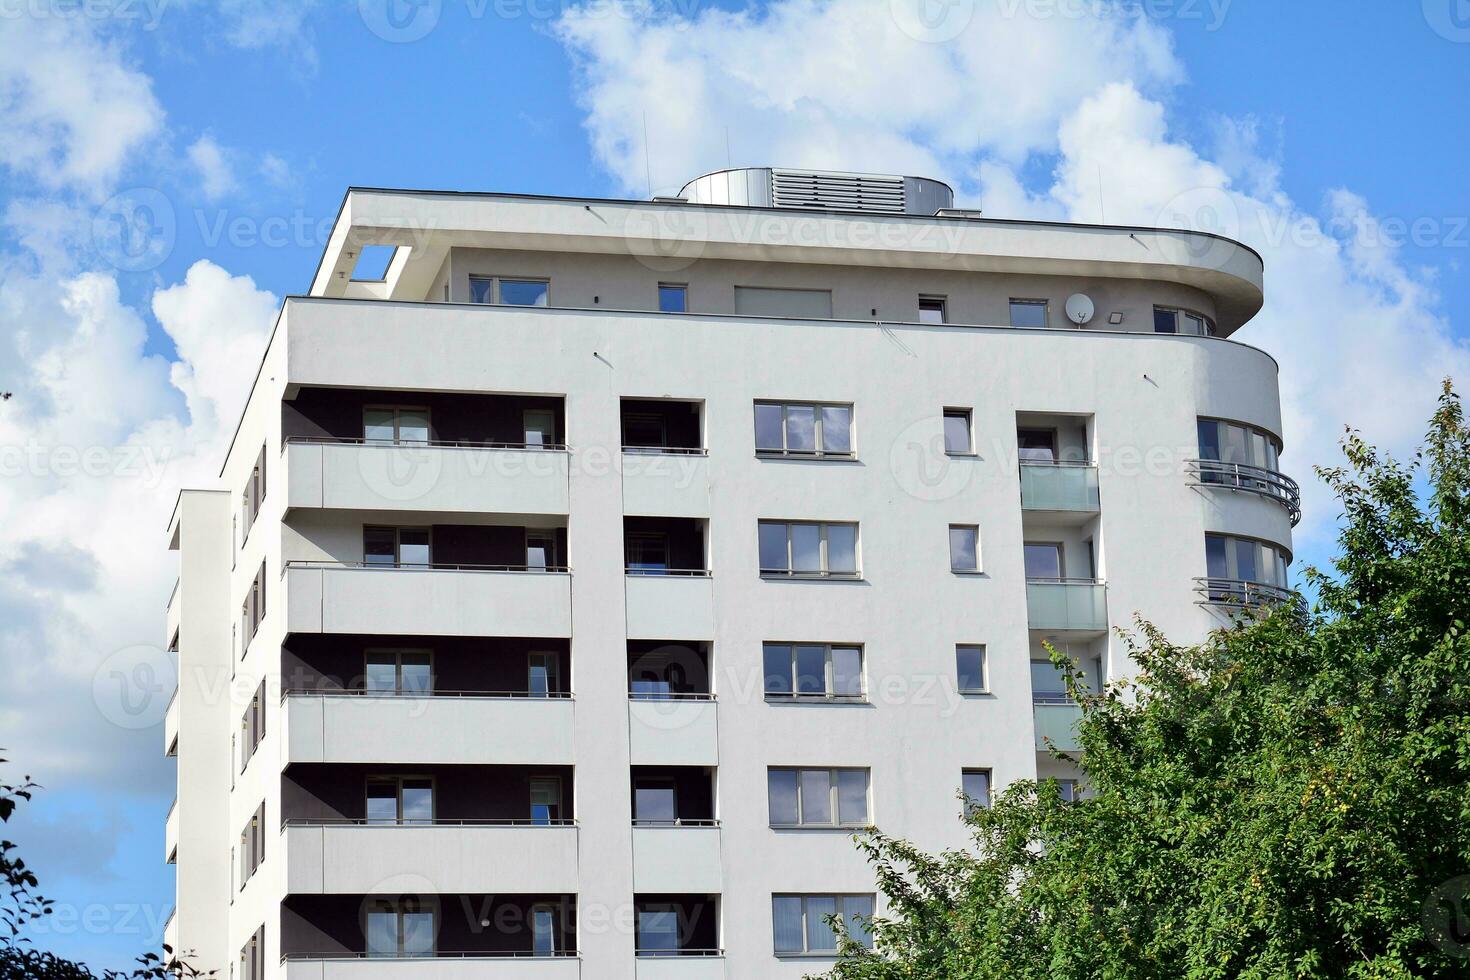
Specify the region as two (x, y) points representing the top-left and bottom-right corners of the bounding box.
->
(631, 818), (720, 828)
(165, 578), (179, 610)
(755, 448), (858, 460)
(628, 691), (716, 701)
(281, 688), (573, 703)
(1019, 459), (1096, 468)
(764, 692), (868, 703)
(282, 951), (579, 961)
(622, 445), (708, 456)
(283, 560), (570, 574)
(635, 948), (725, 957)
(1025, 576), (1106, 586)
(759, 568), (862, 579)
(1187, 458), (1302, 526)
(282, 818), (577, 829)
(162, 906), (176, 931)
(625, 567), (711, 577)
(1032, 693), (1078, 706)
(166, 797), (177, 819)
(1193, 576), (1295, 606)
(283, 435), (569, 452)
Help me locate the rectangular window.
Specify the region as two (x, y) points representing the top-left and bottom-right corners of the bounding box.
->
(363, 650), (432, 695)
(366, 901), (434, 957)
(763, 643), (864, 700)
(633, 778), (678, 824)
(1056, 778), (1080, 803)
(240, 444), (267, 540)
(773, 895), (874, 953)
(238, 926), (264, 980)
(622, 412), (668, 449)
(363, 406), (430, 443)
(734, 285), (833, 319)
(759, 521), (859, 577)
(658, 283), (688, 313)
(962, 769), (992, 813)
(1204, 533), (1289, 588)
(943, 409), (973, 455)
(754, 401), (854, 457)
(1031, 659), (1070, 703)
(364, 526), (430, 567)
(767, 768), (869, 827)
(237, 802), (265, 888)
(1153, 307), (1178, 333)
(522, 409), (556, 447)
(366, 776), (433, 825)
(624, 532), (670, 574)
(638, 904), (681, 955)
(525, 530), (558, 571)
(1157, 306), (1215, 336)
(949, 525), (980, 572)
(530, 776), (562, 825)
(531, 905), (558, 956)
(918, 295), (947, 324)
(1023, 542), (1063, 579)
(469, 276), (549, 306)
(527, 652), (559, 698)
(239, 679), (267, 772)
(1009, 299), (1049, 328)
(956, 645), (987, 694)
(1017, 428), (1058, 463)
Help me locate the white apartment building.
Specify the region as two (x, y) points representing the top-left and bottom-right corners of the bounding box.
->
(162, 168), (1295, 979)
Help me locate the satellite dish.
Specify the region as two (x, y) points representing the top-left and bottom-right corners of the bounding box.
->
(1065, 293), (1095, 325)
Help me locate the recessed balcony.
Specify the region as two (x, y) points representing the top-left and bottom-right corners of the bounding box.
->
(1025, 579), (1108, 633)
(622, 399), (710, 519)
(285, 562), (571, 638)
(163, 687), (179, 757)
(1019, 461), (1100, 514)
(164, 796), (178, 864)
(633, 895), (722, 963)
(283, 958), (579, 980)
(1187, 459), (1301, 526)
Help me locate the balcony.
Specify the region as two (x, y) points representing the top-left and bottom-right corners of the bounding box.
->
(625, 576), (714, 640)
(632, 824), (723, 894)
(1187, 459), (1302, 526)
(285, 562), (571, 638)
(1194, 577), (1297, 609)
(1019, 461), (1100, 514)
(281, 821), (579, 895)
(285, 438), (569, 516)
(165, 577), (180, 644)
(164, 796), (178, 864)
(283, 957), (579, 980)
(1034, 700), (1084, 752)
(1025, 579), (1108, 633)
(635, 954), (726, 980)
(628, 697), (718, 766)
(163, 687), (179, 758)
(283, 691), (575, 765)
(163, 906), (177, 957)
(633, 895), (721, 963)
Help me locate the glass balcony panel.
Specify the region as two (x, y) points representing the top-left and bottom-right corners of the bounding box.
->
(1025, 580), (1107, 631)
(1019, 463), (1100, 512)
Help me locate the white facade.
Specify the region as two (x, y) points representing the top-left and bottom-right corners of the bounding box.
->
(166, 174), (1293, 979)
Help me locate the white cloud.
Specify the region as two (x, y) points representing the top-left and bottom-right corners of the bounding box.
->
(555, 0), (1468, 548)
(187, 134), (238, 201)
(0, 16), (163, 195)
(259, 152), (294, 188)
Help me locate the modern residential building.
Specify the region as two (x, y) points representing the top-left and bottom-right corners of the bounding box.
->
(163, 167), (1294, 978)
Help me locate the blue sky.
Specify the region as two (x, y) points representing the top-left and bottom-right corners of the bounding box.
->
(1, 0), (1467, 970)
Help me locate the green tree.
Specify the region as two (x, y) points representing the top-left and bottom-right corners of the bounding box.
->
(823, 383), (1470, 980)
(0, 758), (206, 980)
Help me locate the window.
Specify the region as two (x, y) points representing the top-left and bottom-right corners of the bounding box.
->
(759, 521), (859, 577)
(949, 525), (980, 572)
(763, 643), (864, 700)
(918, 295), (947, 324)
(240, 444), (267, 540)
(622, 412), (668, 449)
(956, 645), (987, 694)
(363, 650), (432, 695)
(239, 562), (267, 654)
(768, 768), (869, 828)
(1204, 533), (1290, 589)
(625, 532), (670, 574)
(1031, 659), (1071, 703)
(366, 776), (433, 825)
(469, 275), (549, 306)
(366, 901), (434, 957)
(523, 409), (557, 447)
(772, 895), (873, 954)
(1023, 542), (1063, 579)
(364, 526), (430, 567)
(363, 406), (430, 443)
(1009, 299), (1049, 328)
(633, 778), (678, 824)
(1017, 428), (1057, 463)
(943, 409), (972, 455)
(754, 402), (854, 457)
(1055, 778), (1080, 803)
(962, 769), (992, 812)
(1155, 306), (1215, 336)
(734, 285), (833, 319)
(238, 926), (265, 980)
(525, 530), (559, 571)
(658, 283), (687, 313)
(237, 801), (265, 889)
(530, 776), (562, 825)
(638, 904), (681, 955)
(1197, 418), (1281, 474)
(239, 679), (266, 771)
(531, 905), (558, 956)
(527, 652), (559, 697)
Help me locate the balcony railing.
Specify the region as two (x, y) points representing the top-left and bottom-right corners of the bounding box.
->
(1025, 578), (1108, 632)
(631, 818), (720, 828)
(1194, 576), (1297, 607)
(1187, 459), (1301, 526)
(283, 951), (579, 961)
(282, 817), (576, 828)
(284, 435), (569, 452)
(635, 949), (724, 958)
(1019, 461), (1100, 512)
(625, 567), (711, 577)
(627, 691), (715, 702)
(282, 688), (572, 702)
(622, 445), (708, 456)
(285, 560), (570, 574)
(1034, 701), (1084, 752)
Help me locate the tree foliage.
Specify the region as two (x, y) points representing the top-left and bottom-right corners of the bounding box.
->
(823, 382), (1470, 980)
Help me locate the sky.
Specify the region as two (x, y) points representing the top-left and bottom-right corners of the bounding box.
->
(1, 0), (1467, 969)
